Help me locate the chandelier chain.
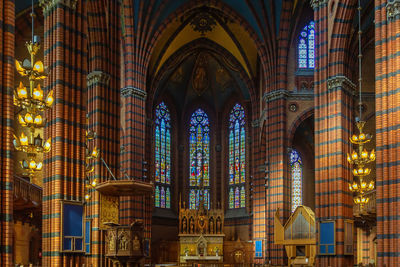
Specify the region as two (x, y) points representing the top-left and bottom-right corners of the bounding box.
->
(358, 0), (362, 120)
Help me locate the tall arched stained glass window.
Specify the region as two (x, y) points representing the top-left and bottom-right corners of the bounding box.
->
(290, 149), (303, 212)
(298, 21), (315, 69)
(189, 108), (210, 209)
(154, 102), (171, 208)
(228, 103), (246, 209)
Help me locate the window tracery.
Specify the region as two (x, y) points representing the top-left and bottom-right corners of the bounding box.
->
(298, 21), (315, 69)
(290, 149), (303, 212)
(154, 102), (171, 208)
(189, 108), (210, 209)
(228, 103), (246, 209)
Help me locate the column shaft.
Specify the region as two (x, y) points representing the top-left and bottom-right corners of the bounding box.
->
(0, 0), (15, 265)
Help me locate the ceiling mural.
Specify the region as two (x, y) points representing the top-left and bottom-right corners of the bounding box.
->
(191, 53), (210, 96)
(150, 6), (256, 78)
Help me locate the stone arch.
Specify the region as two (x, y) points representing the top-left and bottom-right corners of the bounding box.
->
(328, 0), (358, 78)
(288, 108), (314, 148)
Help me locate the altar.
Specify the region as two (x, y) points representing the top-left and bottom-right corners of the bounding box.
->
(178, 201), (224, 263)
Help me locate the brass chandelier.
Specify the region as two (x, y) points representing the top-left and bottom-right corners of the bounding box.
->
(346, 0), (375, 206)
(13, 1), (53, 178)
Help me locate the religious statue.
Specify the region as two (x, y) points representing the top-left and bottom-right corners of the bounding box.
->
(192, 53), (209, 95)
(118, 232), (129, 250)
(189, 218), (195, 234)
(198, 215), (205, 234)
(133, 234), (141, 251)
(107, 231), (116, 251)
(216, 217), (221, 234)
(182, 217), (187, 233)
(209, 218), (214, 234)
(193, 67), (206, 91)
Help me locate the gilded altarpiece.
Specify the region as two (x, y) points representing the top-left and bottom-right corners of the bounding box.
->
(178, 205), (224, 263)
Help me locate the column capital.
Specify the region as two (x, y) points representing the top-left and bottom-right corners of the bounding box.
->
(121, 86), (147, 100)
(39, 0), (78, 14)
(327, 75), (356, 95)
(310, 0), (328, 10)
(387, 0), (400, 21)
(87, 71), (111, 87)
(263, 89), (289, 103)
(251, 119), (259, 128)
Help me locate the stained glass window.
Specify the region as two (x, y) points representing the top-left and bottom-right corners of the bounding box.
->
(298, 21), (315, 69)
(229, 188), (234, 209)
(290, 149), (303, 212)
(155, 186), (160, 207)
(189, 108), (210, 209)
(228, 104), (246, 209)
(154, 102), (171, 208)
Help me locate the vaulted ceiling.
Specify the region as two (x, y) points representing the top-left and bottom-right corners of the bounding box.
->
(16, 0), (374, 84)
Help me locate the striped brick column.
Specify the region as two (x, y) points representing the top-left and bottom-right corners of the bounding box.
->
(315, 75), (355, 266)
(264, 90), (289, 265)
(375, 1), (400, 266)
(86, 71), (115, 267)
(0, 0), (14, 265)
(119, 0), (153, 241)
(40, 0), (87, 265)
(86, 1), (120, 265)
(120, 87), (148, 231)
(313, 0), (355, 265)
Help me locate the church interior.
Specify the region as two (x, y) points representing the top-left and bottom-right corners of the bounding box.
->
(1, 0), (399, 266)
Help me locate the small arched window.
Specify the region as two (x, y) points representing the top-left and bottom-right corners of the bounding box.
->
(154, 102), (171, 209)
(290, 149), (303, 212)
(228, 103), (246, 209)
(189, 108), (210, 209)
(298, 21), (315, 69)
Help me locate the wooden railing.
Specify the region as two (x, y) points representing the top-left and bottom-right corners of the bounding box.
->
(13, 175), (42, 210)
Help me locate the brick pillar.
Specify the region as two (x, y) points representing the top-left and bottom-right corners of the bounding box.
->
(375, 1), (400, 266)
(264, 90), (289, 265)
(0, 0), (14, 265)
(86, 71), (117, 267)
(40, 0), (87, 265)
(119, 0), (152, 241)
(312, 0), (355, 265)
(120, 87), (149, 235)
(86, 0), (120, 265)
